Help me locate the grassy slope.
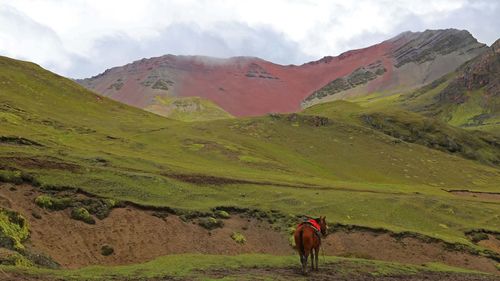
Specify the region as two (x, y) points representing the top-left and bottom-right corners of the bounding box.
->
(397, 73), (500, 135)
(303, 99), (500, 166)
(0, 55), (499, 247)
(2, 254), (488, 280)
(145, 96), (233, 122)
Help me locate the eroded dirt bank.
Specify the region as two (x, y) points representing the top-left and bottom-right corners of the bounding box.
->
(0, 183), (291, 268)
(0, 183), (498, 275)
(323, 231), (499, 274)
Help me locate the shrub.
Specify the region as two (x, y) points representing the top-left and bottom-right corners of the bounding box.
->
(81, 198), (116, 220)
(70, 207), (95, 224)
(0, 249), (33, 266)
(230, 232), (246, 244)
(0, 208), (29, 250)
(34, 195), (52, 209)
(288, 235), (296, 247)
(214, 210), (230, 219)
(198, 217), (223, 230)
(0, 170), (23, 184)
(19, 249), (59, 269)
(101, 245), (114, 256)
(470, 232), (489, 243)
(0, 170), (39, 186)
(34, 195), (72, 210)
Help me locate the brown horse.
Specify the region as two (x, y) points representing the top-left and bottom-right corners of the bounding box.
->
(293, 216), (328, 274)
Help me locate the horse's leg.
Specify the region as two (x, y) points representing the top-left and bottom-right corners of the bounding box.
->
(315, 247), (319, 271)
(310, 249), (315, 272)
(302, 252), (308, 275)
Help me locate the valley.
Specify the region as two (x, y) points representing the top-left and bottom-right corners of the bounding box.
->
(0, 28), (499, 280)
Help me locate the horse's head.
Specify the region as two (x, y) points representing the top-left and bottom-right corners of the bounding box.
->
(319, 216), (328, 236)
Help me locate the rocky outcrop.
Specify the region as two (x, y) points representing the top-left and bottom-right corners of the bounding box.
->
(439, 38), (500, 104)
(390, 29), (486, 68)
(303, 61), (386, 103)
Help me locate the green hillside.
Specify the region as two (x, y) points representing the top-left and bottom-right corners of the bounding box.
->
(1, 53), (499, 251)
(397, 39), (500, 134)
(145, 96), (233, 121)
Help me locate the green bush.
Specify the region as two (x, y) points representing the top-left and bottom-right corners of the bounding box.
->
(70, 207), (95, 224)
(214, 210), (230, 219)
(0, 170), (23, 184)
(230, 232), (246, 244)
(0, 249), (33, 266)
(0, 208), (29, 250)
(81, 198), (117, 220)
(198, 217), (223, 230)
(470, 232), (489, 243)
(101, 245), (114, 256)
(288, 235), (296, 247)
(34, 195), (72, 210)
(0, 170), (39, 186)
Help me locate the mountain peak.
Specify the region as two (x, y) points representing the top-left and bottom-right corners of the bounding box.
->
(78, 29), (488, 117)
(389, 28), (485, 68)
(492, 38), (500, 53)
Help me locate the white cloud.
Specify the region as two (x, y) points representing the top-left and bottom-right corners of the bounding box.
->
(0, 0), (498, 78)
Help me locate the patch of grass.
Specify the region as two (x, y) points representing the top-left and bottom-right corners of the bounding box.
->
(214, 210), (230, 219)
(34, 195), (72, 211)
(70, 207), (95, 224)
(468, 232), (489, 243)
(0, 249), (33, 267)
(230, 232), (246, 244)
(0, 208), (29, 250)
(0, 170), (39, 186)
(146, 96), (233, 122)
(0, 254), (492, 280)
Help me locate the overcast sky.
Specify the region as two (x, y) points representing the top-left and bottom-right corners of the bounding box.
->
(0, 0), (499, 79)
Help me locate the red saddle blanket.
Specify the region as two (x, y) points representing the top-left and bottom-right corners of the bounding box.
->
(299, 219), (321, 232)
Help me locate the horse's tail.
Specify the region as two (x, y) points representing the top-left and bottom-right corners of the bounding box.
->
(298, 226), (305, 256)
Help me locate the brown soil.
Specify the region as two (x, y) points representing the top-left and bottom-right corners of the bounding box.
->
(163, 172), (317, 189)
(0, 183), (291, 268)
(0, 157), (80, 171)
(478, 235), (500, 254)
(323, 231), (499, 274)
(165, 173), (257, 185)
(448, 190), (500, 201)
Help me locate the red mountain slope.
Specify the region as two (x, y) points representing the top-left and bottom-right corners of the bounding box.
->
(78, 29), (487, 117)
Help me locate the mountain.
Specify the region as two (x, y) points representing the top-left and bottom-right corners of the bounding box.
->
(398, 38), (500, 133)
(77, 29), (487, 117)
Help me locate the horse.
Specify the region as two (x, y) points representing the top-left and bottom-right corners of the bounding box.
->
(293, 216), (328, 274)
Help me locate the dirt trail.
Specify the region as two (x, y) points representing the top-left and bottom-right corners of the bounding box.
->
(3, 263), (499, 281)
(199, 263), (500, 281)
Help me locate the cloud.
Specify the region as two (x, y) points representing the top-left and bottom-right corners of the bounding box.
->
(0, 5), (72, 71)
(0, 0), (499, 78)
(66, 22), (312, 78)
